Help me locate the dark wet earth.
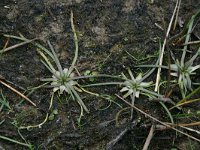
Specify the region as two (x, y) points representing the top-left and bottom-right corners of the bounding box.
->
(0, 0), (200, 149)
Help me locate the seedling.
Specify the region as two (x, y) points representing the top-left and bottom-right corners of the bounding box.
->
(0, 91), (11, 112)
(120, 68), (166, 118)
(170, 48), (200, 97)
(40, 11), (89, 115)
(120, 69), (153, 104)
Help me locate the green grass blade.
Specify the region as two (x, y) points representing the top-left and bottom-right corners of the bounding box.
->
(0, 135), (32, 148)
(140, 41), (162, 82)
(138, 87), (163, 97)
(37, 49), (56, 72)
(69, 85), (89, 113)
(3, 34), (54, 59)
(178, 85), (200, 104)
(181, 10), (199, 65)
(47, 41), (64, 75)
(83, 82), (123, 87)
(159, 102), (174, 124)
(69, 74), (123, 81)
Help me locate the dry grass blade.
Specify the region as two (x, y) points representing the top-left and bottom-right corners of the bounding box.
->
(183, 40), (200, 45)
(0, 80), (36, 107)
(115, 107), (131, 126)
(155, 0), (179, 92)
(166, 122), (200, 135)
(142, 125), (155, 150)
(3, 38), (9, 49)
(180, 126), (200, 135)
(155, 121), (200, 132)
(116, 94), (200, 143)
(173, 0), (181, 30)
(0, 38), (37, 53)
(170, 98), (200, 110)
(167, 121), (200, 128)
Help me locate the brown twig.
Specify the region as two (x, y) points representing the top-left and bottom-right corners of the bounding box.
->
(0, 79), (36, 107)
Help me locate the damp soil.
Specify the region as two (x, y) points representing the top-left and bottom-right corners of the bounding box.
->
(0, 0), (200, 149)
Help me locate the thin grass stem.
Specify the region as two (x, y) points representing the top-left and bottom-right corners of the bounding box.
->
(69, 85), (89, 113)
(83, 82), (123, 87)
(71, 11), (79, 67)
(181, 15), (194, 65)
(0, 135), (32, 148)
(159, 102), (174, 124)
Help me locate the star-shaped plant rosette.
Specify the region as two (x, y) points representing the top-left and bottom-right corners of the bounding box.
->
(39, 11), (89, 114)
(40, 40), (89, 114)
(119, 68), (166, 118)
(50, 68), (78, 94)
(120, 70), (152, 103)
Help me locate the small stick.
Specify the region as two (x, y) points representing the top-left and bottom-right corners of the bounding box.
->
(142, 125), (155, 150)
(0, 79), (36, 107)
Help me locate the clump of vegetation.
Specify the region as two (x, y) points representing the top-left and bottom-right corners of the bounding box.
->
(170, 48), (200, 97)
(169, 12), (200, 97)
(119, 68), (167, 119)
(40, 40), (89, 113)
(0, 91), (12, 112)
